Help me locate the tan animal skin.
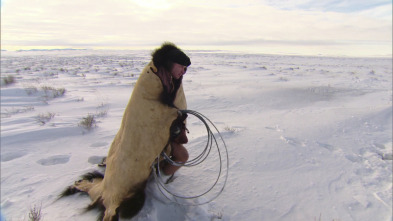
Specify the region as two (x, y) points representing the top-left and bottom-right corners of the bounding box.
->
(61, 61), (187, 221)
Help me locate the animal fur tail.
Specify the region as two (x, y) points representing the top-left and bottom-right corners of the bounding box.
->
(58, 171), (105, 220)
(59, 171), (104, 198)
(59, 171), (147, 221)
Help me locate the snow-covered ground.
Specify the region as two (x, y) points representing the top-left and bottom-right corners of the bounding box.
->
(1, 50), (392, 221)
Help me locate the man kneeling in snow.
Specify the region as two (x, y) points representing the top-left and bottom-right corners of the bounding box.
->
(61, 42), (191, 221)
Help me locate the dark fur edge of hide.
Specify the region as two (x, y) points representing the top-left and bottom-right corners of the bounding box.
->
(58, 170), (104, 199)
(81, 170), (104, 181)
(58, 185), (85, 198)
(84, 197), (106, 221)
(117, 180), (147, 219)
(83, 180), (148, 221)
(58, 170), (148, 220)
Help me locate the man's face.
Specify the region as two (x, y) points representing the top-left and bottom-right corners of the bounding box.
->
(171, 63), (188, 79)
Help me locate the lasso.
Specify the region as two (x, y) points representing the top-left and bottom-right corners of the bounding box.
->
(152, 109), (229, 206)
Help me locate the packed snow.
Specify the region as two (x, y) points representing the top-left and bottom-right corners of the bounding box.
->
(1, 50), (392, 221)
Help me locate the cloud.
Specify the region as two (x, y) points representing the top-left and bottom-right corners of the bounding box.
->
(1, 0), (391, 56)
(131, 0), (172, 10)
(260, 0), (392, 14)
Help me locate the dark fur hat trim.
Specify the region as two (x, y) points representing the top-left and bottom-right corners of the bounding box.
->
(151, 42), (191, 71)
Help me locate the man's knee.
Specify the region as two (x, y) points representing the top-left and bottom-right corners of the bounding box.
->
(172, 143), (189, 163)
(179, 147), (189, 163)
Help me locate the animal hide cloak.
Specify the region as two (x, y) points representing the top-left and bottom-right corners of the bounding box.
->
(74, 61), (186, 220)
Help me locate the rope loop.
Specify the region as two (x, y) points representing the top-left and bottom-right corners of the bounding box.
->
(152, 109), (229, 206)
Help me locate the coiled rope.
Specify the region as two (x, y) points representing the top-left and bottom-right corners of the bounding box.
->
(152, 109), (229, 206)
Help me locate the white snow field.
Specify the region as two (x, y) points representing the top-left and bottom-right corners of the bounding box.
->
(1, 50), (392, 221)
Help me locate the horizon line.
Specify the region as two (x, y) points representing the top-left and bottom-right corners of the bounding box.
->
(1, 46), (392, 58)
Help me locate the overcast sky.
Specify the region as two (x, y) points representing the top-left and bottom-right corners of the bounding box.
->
(1, 0), (392, 56)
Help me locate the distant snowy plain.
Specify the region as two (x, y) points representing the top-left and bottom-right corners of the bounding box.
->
(1, 50), (392, 221)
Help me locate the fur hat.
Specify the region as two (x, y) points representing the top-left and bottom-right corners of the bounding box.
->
(151, 42), (191, 71)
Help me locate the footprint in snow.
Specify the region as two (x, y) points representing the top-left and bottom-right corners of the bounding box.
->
(317, 142), (337, 152)
(37, 155), (70, 166)
(1, 152), (26, 162)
